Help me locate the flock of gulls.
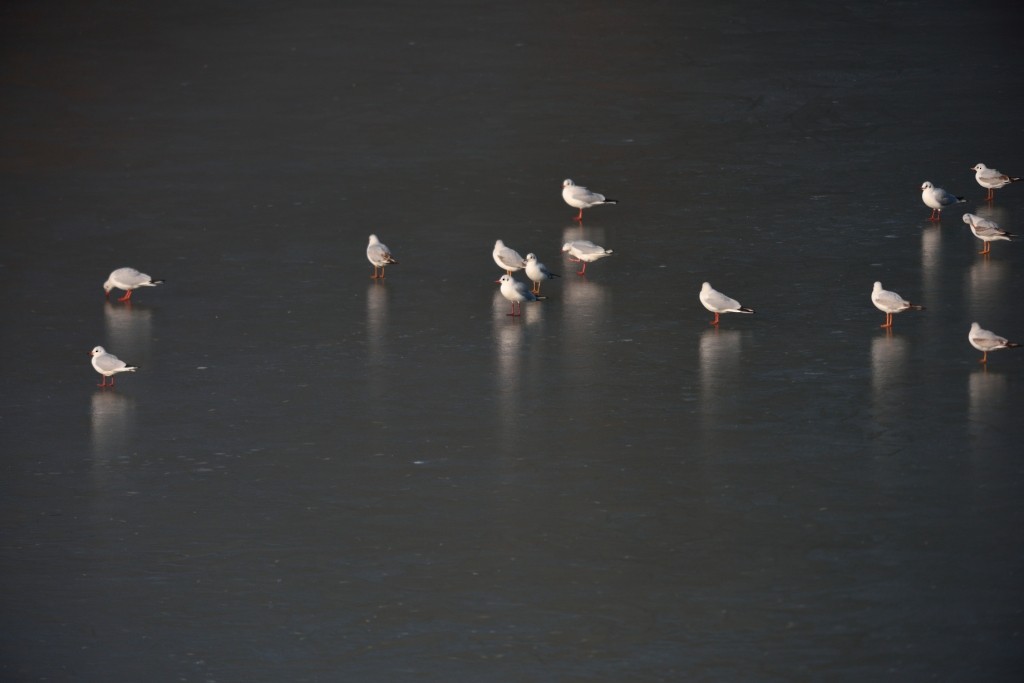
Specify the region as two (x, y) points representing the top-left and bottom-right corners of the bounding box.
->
(91, 168), (1021, 387)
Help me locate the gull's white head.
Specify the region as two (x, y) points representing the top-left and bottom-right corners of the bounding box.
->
(525, 253), (537, 263)
(496, 273), (513, 285)
(561, 242), (572, 253)
(873, 281), (883, 292)
(91, 346), (106, 357)
(562, 179), (574, 188)
(368, 234), (380, 245)
(972, 164), (987, 173)
(962, 213), (976, 225)
(921, 181), (934, 191)
(102, 276), (114, 293)
(701, 282), (712, 292)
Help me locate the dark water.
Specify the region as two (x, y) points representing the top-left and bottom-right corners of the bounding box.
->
(2, 1), (1023, 681)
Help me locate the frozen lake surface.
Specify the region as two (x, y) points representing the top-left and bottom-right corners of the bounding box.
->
(2, 1), (1023, 680)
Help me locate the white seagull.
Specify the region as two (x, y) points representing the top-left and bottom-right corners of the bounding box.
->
(971, 163), (1020, 202)
(493, 239), (527, 274)
(871, 281), (924, 329)
(968, 322), (1020, 364)
(366, 234), (398, 279)
(920, 181), (966, 222)
(496, 273), (545, 317)
(962, 213), (1015, 255)
(562, 178), (618, 222)
(103, 267), (164, 302)
(699, 282), (754, 326)
(90, 346), (138, 388)
(561, 240), (614, 275)
(525, 253), (559, 294)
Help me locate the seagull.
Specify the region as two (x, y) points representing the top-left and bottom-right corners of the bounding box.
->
(561, 240), (614, 275)
(969, 322), (1020, 364)
(971, 163), (1020, 202)
(525, 253), (559, 294)
(920, 181), (966, 221)
(496, 273), (545, 317)
(493, 239), (527, 274)
(699, 282), (754, 326)
(562, 178), (618, 222)
(366, 234), (398, 279)
(871, 281), (924, 329)
(962, 213), (1015, 255)
(90, 346), (138, 388)
(103, 267), (164, 302)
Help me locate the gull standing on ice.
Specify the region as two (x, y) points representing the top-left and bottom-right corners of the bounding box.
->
(968, 322), (1020, 364)
(103, 267), (164, 302)
(920, 181), (966, 222)
(525, 253), (559, 294)
(962, 213), (1015, 255)
(90, 346), (138, 388)
(971, 163), (1020, 202)
(699, 282), (754, 326)
(366, 234), (398, 279)
(561, 240), (614, 275)
(493, 239), (527, 275)
(871, 281), (924, 329)
(562, 179), (618, 222)
(496, 273), (545, 317)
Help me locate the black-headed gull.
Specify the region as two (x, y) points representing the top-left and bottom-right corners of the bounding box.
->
(90, 345), (138, 388)
(493, 239), (527, 275)
(561, 240), (614, 275)
(562, 179), (618, 222)
(496, 273), (545, 317)
(524, 253), (559, 294)
(969, 322), (1020, 364)
(366, 234), (398, 279)
(962, 213), (1015, 255)
(920, 181), (965, 222)
(871, 281), (924, 329)
(971, 163), (1020, 202)
(699, 282), (754, 326)
(103, 267), (164, 302)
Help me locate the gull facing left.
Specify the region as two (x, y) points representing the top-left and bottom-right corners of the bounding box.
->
(971, 163), (1020, 202)
(962, 213), (1015, 255)
(871, 282), (924, 329)
(968, 322), (1020, 364)
(525, 253), (559, 294)
(103, 267), (164, 302)
(561, 240), (614, 275)
(90, 346), (138, 388)
(562, 179), (618, 222)
(496, 273), (545, 317)
(699, 282), (754, 326)
(920, 181), (966, 222)
(493, 240), (527, 275)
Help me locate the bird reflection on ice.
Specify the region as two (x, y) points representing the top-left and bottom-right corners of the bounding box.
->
(965, 258), (1008, 314)
(968, 369), (1007, 442)
(366, 283), (389, 401)
(870, 333), (907, 418)
(698, 327), (741, 424)
(920, 226), (942, 302)
(90, 391), (136, 463)
(103, 301), (152, 362)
